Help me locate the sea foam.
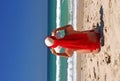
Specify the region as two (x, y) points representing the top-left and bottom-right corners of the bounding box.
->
(56, 0), (77, 81)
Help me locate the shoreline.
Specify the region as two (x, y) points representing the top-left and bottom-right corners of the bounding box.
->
(76, 0), (84, 81)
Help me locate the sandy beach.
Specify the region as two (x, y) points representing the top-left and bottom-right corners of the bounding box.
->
(76, 0), (120, 81)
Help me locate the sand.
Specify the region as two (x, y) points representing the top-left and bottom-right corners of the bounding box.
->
(76, 0), (120, 81)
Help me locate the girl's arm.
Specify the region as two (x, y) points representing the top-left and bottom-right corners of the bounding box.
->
(50, 48), (72, 58)
(52, 25), (73, 36)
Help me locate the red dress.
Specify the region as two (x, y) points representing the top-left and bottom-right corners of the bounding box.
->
(48, 31), (100, 51)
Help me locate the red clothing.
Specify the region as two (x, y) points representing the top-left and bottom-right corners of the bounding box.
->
(48, 31), (100, 51)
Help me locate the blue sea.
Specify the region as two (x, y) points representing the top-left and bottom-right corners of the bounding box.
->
(48, 0), (77, 81)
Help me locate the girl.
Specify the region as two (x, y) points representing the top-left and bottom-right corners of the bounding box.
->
(45, 25), (101, 58)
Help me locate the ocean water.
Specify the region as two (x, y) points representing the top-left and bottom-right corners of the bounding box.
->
(48, 0), (77, 81)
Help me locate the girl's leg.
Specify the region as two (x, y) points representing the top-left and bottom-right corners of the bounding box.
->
(76, 49), (92, 54)
(86, 32), (100, 42)
(76, 48), (100, 54)
(91, 48), (100, 54)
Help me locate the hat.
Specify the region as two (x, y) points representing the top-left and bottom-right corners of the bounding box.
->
(45, 37), (54, 47)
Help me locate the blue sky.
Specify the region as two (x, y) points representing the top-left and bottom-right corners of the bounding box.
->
(0, 0), (48, 81)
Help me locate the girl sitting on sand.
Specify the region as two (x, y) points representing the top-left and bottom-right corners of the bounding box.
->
(45, 25), (101, 58)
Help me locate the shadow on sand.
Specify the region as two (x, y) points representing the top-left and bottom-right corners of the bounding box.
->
(97, 6), (105, 46)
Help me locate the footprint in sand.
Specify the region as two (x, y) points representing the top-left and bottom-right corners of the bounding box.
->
(105, 55), (111, 64)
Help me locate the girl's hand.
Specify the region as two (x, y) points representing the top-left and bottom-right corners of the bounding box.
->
(51, 30), (56, 36)
(50, 48), (56, 54)
(51, 31), (55, 36)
